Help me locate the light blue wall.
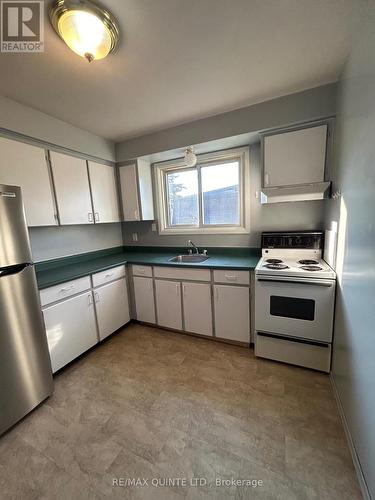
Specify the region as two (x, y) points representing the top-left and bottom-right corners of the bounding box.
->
(123, 143), (326, 247)
(116, 83), (337, 161)
(325, 4), (375, 498)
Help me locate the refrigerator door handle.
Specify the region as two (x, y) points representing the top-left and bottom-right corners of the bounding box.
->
(0, 263), (29, 278)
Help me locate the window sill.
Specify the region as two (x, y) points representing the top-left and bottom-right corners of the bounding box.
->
(158, 226), (250, 235)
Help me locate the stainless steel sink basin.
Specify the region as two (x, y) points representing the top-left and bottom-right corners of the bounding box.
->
(169, 254), (209, 263)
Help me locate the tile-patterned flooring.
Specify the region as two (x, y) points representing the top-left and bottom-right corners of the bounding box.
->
(0, 324), (362, 499)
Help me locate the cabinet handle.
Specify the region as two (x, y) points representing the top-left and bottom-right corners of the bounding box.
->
(264, 172), (270, 186)
(134, 209), (139, 220)
(88, 212), (93, 222)
(215, 287), (219, 302)
(94, 212), (100, 222)
(183, 284), (186, 296)
(225, 274), (238, 281)
(176, 284), (180, 296)
(148, 280), (153, 291)
(88, 294), (93, 305)
(94, 291), (100, 303)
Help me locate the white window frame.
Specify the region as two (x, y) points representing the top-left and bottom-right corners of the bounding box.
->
(154, 146), (250, 235)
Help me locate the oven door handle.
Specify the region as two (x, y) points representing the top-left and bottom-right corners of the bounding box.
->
(256, 277), (334, 287)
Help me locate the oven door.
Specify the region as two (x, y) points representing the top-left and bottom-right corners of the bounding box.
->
(255, 275), (335, 342)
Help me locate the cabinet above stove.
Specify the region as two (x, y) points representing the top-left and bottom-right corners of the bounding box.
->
(260, 121), (332, 204)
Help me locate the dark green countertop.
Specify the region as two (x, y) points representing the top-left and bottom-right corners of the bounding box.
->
(35, 246), (261, 290)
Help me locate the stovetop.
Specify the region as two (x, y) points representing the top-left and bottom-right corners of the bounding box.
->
(255, 249), (336, 279)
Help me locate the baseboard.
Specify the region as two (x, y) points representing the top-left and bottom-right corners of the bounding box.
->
(330, 374), (372, 500)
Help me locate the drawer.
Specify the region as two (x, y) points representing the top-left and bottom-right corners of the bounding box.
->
(40, 276), (91, 307)
(92, 265), (126, 288)
(132, 264), (153, 277)
(154, 266), (210, 282)
(255, 333), (331, 373)
(213, 269), (250, 285)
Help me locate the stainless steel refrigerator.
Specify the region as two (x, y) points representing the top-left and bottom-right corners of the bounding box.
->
(0, 184), (53, 436)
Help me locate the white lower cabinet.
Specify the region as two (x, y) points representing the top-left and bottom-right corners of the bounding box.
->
(43, 291), (98, 373)
(94, 278), (130, 341)
(182, 282), (212, 336)
(133, 276), (155, 324)
(214, 285), (250, 343)
(155, 279), (182, 330)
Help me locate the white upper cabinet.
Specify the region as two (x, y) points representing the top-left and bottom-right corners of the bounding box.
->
(263, 124), (328, 187)
(0, 137), (56, 226)
(88, 161), (120, 223)
(50, 151), (94, 225)
(119, 159), (154, 221)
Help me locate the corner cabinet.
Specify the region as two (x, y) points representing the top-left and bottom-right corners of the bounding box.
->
(93, 277), (130, 341)
(88, 161), (120, 223)
(49, 151), (94, 225)
(119, 159), (154, 221)
(43, 290), (98, 373)
(262, 124), (328, 188)
(0, 136), (56, 226)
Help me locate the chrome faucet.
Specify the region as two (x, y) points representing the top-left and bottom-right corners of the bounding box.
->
(187, 240), (199, 254)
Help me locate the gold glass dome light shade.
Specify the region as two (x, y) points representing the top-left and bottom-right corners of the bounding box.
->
(50, 0), (119, 62)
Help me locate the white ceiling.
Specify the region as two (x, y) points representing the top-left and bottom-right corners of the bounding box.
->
(0, 0), (355, 142)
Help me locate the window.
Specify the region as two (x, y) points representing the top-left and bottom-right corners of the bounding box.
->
(155, 147), (250, 234)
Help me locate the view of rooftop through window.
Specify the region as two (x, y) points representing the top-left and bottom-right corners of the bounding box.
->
(166, 161), (240, 226)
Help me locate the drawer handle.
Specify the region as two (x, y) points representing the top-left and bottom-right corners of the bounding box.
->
(105, 272), (114, 278)
(225, 274), (238, 281)
(138, 268), (146, 274)
(60, 285), (74, 292)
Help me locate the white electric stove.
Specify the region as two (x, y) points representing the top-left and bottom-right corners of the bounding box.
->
(254, 231), (336, 373)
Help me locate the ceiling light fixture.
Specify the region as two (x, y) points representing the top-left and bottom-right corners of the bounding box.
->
(184, 146), (197, 167)
(49, 0), (119, 62)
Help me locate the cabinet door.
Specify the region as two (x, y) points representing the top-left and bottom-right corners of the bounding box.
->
(50, 151), (93, 225)
(133, 276), (155, 324)
(43, 291), (98, 373)
(182, 282), (212, 336)
(214, 285), (250, 343)
(155, 279), (182, 330)
(0, 137), (56, 226)
(263, 125), (327, 187)
(88, 161), (120, 223)
(119, 164), (140, 221)
(94, 278), (130, 341)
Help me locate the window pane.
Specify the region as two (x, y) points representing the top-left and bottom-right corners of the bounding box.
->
(166, 169), (199, 226)
(201, 161), (240, 225)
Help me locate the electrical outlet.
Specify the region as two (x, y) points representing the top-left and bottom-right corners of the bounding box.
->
(132, 233), (138, 242)
(151, 222), (157, 232)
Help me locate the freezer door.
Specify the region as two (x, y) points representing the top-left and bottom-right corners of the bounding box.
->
(0, 184), (32, 267)
(0, 264), (53, 435)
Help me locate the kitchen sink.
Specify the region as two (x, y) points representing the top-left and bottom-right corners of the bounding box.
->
(169, 254), (209, 263)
